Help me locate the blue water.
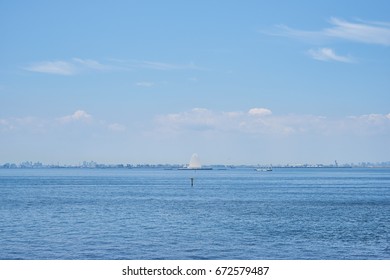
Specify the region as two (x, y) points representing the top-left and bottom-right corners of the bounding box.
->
(0, 168), (389, 259)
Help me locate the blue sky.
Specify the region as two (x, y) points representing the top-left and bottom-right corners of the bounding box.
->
(1, 0), (390, 165)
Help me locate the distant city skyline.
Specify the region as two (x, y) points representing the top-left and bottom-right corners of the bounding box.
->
(1, 1), (389, 165)
(2, 159), (390, 169)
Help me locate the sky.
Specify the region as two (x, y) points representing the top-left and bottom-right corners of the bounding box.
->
(1, 0), (390, 165)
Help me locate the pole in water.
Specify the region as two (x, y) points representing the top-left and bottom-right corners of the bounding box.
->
(190, 177), (194, 186)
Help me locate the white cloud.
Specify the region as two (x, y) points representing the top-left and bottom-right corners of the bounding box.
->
(24, 58), (204, 75)
(270, 17), (390, 46)
(349, 113), (390, 124)
(248, 108), (272, 116)
(3, 110), (390, 140)
(58, 110), (93, 124)
(24, 60), (76, 75)
(325, 18), (390, 46)
(24, 58), (110, 75)
(1, 111), (130, 136)
(156, 108), (390, 136)
(157, 108), (299, 135)
(307, 48), (354, 63)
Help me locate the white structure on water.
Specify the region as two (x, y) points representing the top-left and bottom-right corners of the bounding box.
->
(188, 153), (202, 169)
(179, 153), (212, 170)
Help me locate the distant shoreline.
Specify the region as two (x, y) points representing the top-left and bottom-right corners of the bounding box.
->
(1, 163), (390, 169)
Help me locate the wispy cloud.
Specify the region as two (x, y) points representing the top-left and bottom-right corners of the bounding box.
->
(1, 110), (126, 134)
(269, 17), (390, 46)
(307, 48), (354, 63)
(72, 58), (108, 71)
(24, 60), (76, 75)
(0, 116), (48, 133)
(135, 81), (155, 87)
(136, 60), (204, 71)
(24, 58), (111, 75)
(325, 18), (390, 46)
(266, 24), (326, 44)
(24, 58), (206, 76)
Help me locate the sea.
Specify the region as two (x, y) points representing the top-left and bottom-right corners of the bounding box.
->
(0, 167), (389, 260)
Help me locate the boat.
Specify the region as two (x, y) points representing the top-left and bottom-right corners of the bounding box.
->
(255, 166), (273, 172)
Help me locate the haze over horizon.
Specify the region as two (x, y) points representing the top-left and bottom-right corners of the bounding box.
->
(1, 1), (389, 165)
